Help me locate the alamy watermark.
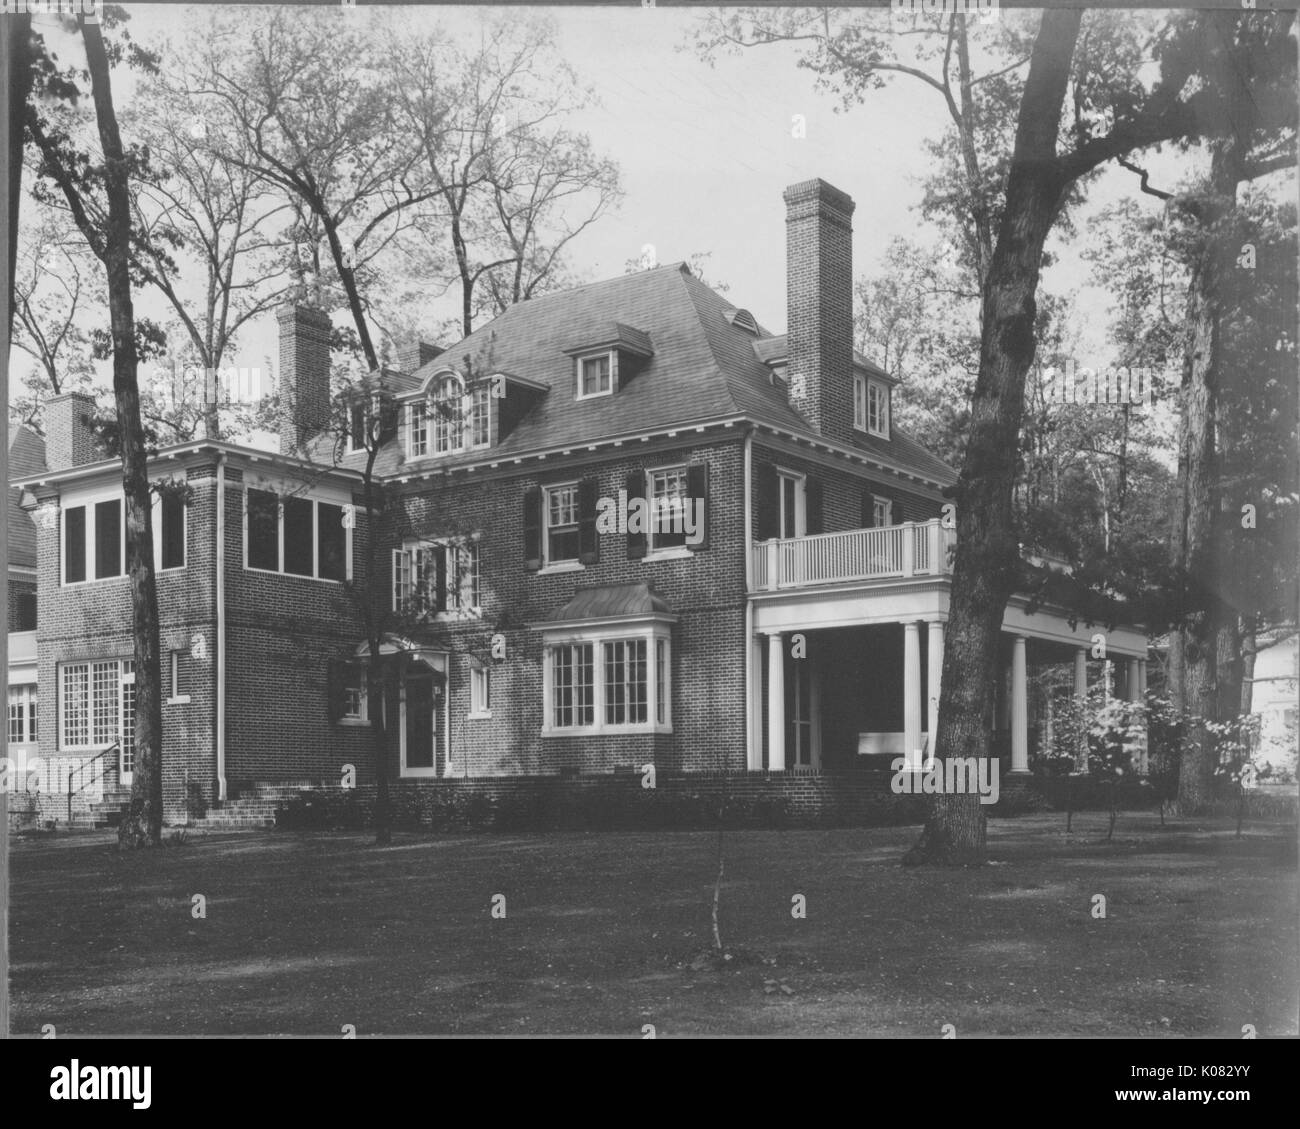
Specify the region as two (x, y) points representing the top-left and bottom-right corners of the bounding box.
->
(1039, 358), (1170, 409)
(1, 0), (97, 16)
(595, 490), (706, 546)
(890, 754), (1000, 805)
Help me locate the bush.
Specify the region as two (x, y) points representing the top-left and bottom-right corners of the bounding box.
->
(276, 791), (366, 831)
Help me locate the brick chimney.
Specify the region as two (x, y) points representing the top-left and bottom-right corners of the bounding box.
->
(276, 303), (332, 456)
(783, 178), (856, 443)
(44, 391), (98, 470)
(395, 340), (444, 374)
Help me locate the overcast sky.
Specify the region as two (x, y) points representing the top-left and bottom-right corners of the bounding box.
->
(40, 4), (1270, 434)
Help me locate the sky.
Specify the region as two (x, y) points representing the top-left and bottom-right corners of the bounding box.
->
(24, 3), (1279, 442)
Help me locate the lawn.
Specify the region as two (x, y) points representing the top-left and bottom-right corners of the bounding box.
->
(9, 813), (1297, 1037)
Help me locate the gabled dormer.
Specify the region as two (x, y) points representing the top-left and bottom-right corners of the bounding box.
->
(562, 322), (654, 402)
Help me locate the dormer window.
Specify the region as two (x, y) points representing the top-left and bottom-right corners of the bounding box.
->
(408, 374), (490, 458)
(854, 374), (890, 439)
(578, 353), (614, 400)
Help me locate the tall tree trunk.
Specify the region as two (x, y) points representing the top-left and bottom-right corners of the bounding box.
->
(79, 18), (165, 847)
(905, 9), (1082, 865)
(1170, 139), (1242, 812)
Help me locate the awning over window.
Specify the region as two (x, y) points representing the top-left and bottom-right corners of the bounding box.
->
(545, 582), (673, 625)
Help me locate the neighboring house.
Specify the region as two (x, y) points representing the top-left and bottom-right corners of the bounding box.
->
(1251, 633), (1298, 780)
(14, 178), (1150, 824)
(7, 424), (43, 792)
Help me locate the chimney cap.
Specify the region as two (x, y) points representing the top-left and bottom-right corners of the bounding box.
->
(783, 178), (856, 217)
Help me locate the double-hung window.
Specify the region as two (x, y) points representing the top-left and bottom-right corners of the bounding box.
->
(409, 401), (429, 457)
(545, 484), (581, 564)
(854, 374), (890, 438)
(577, 353), (613, 399)
(648, 467), (690, 551)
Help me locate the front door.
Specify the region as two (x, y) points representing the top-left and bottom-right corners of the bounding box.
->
(401, 669), (439, 777)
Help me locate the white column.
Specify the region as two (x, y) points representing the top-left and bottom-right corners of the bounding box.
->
(767, 633), (785, 771)
(1074, 647), (1088, 773)
(903, 622), (922, 771)
(901, 522), (915, 576)
(926, 620), (944, 766)
(1010, 634), (1029, 773)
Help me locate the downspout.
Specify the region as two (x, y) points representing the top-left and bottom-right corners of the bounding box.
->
(215, 453), (227, 802)
(743, 425), (755, 770)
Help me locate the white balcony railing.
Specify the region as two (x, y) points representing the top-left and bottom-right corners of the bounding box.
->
(752, 518), (955, 592)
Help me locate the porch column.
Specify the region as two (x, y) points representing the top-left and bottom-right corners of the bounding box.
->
(1129, 657), (1149, 775)
(1010, 634), (1029, 774)
(903, 621), (922, 771)
(926, 620), (944, 764)
(767, 632), (785, 771)
(1073, 647), (1088, 772)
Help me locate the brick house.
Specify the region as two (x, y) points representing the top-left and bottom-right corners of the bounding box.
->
(13, 178), (1149, 825)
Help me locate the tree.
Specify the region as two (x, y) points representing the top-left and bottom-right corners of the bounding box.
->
(26, 6), (167, 847)
(699, 6), (1295, 863)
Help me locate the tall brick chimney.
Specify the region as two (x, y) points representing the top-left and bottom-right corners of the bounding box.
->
(45, 391), (98, 470)
(276, 303), (332, 456)
(395, 340), (444, 374)
(783, 178), (856, 443)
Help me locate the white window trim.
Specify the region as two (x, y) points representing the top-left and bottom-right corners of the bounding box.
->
(540, 622), (673, 736)
(867, 379), (890, 438)
(406, 401), (429, 459)
(153, 489), (187, 573)
(392, 536), (482, 621)
(872, 494), (893, 528)
(243, 487), (353, 583)
(58, 658), (133, 753)
(166, 649), (191, 705)
(645, 463), (698, 557)
(418, 378), (492, 458)
(542, 480), (582, 568)
(468, 663), (492, 720)
(853, 373), (868, 431)
(60, 489), (126, 586)
(775, 467), (807, 540)
(575, 351), (616, 401)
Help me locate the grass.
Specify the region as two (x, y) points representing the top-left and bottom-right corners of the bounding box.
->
(9, 812), (1297, 1037)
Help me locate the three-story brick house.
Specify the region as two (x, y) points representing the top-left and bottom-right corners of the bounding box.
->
(14, 178), (1149, 825)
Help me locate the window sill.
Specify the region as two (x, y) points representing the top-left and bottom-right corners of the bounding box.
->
(644, 547), (694, 562)
(339, 717), (371, 727)
(467, 711), (492, 721)
(537, 561), (585, 576)
(542, 724), (672, 738)
(165, 695), (191, 706)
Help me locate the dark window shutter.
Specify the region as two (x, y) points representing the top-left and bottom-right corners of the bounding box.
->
(890, 498), (905, 526)
(326, 659), (345, 723)
(805, 476), (824, 536)
(523, 486), (542, 571)
(861, 489), (876, 529)
(434, 547), (448, 613)
(756, 463), (779, 540)
(626, 471), (647, 560)
(578, 477), (600, 565)
(686, 463), (709, 550)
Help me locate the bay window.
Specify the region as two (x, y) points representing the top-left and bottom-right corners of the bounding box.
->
(542, 627), (672, 734)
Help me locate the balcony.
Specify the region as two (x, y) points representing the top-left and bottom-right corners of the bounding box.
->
(752, 518), (955, 592)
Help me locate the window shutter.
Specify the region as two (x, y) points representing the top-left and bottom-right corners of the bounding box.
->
(686, 463), (709, 550)
(756, 463), (779, 540)
(326, 659), (345, 723)
(626, 471), (647, 560)
(890, 498), (905, 526)
(578, 477), (600, 565)
(434, 547), (448, 613)
(805, 476), (824, 536)
(523, 487), (542, 571)
(861, 489), (876, 529)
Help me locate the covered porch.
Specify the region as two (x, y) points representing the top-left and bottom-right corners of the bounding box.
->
(746, 523), (1149, 774)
